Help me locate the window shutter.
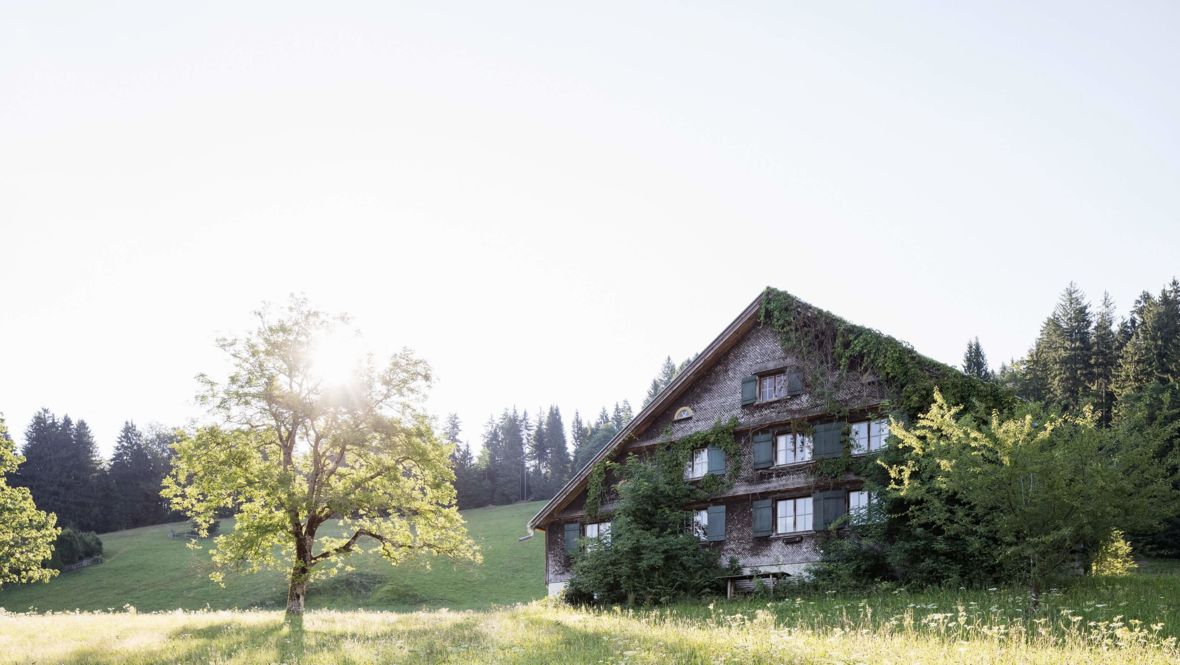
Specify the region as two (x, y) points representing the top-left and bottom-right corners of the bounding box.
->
(707, 445), (726, 476)
(812, 422), (845, 459)
(786, 368), (803, 396)
(752, 433), (773, 469)
(706, 505), (726, 541)
(813, 490), (847, 530)
(741, 376), (758, 405)
(563, 522), (580, 554)
(752, 499), (772, 537)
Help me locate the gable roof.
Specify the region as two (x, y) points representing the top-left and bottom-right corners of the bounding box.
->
(527, 291), (764, 530)
(527, 286), (1008, 531)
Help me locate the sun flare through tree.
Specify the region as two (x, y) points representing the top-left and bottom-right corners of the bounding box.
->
(162, 296), (480, 614)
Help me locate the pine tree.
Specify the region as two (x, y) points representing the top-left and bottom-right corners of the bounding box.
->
(1115, 280), (1180, 397)
(1043, 283), (1094, 411)
(1091, 293), (1120, 424)
(545, 406), (570, 489)
(109, 421), (153, 530)
(961, 337), (991, 380)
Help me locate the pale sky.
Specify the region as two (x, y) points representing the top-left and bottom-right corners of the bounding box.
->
(3, 2), (1179, 456)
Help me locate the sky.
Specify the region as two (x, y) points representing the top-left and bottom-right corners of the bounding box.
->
(2, 2), (1180, 456)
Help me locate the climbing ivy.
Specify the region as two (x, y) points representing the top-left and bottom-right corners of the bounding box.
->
(758, 287), (1011, 420)
(583, 417), (739, 517)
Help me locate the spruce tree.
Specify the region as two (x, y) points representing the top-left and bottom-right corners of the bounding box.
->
(1044, 282), (1094, 411)
(545, 406), (570, 489)
(1091, 292), (1120, 424)
(962, 337), (991, 380)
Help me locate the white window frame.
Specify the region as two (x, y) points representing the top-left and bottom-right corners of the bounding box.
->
(775, 497), (813, 534)
(758, 372), (787, 402)
(849, 490), (877, 524)
(585, 521), (612, 542)
(692, 509), (709, 541)
(869, 418), (890, 452)
(775, 432), (813, 466)
(684, 448), (708, 480)
(850, 421), (870, 455)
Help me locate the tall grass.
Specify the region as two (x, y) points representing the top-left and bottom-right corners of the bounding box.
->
(2, 585), (1177, 665)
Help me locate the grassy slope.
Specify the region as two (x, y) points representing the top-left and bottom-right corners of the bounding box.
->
(0, 501), (547, 613)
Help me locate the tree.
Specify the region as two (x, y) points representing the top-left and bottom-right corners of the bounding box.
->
(887, 391), (1179, 607)
(162, 297), (479, 615)
(961, 337), (991, 381)
(643, 356), (694, 407)
(1091, 292), (1120, 424)
(0, 414), (59, 589)
(1042, 283), (1094, 411)
(109, 421), (175, 530)
(564, 449), (727, 605)
(1115, 280), (1180, 397)
(14, 410), (108, 533)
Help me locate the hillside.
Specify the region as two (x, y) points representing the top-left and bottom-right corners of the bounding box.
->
(0, 501), (546, 613)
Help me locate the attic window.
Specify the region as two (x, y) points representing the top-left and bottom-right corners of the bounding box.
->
(741, 368), (803, 406)
(673, 406), (694, 421)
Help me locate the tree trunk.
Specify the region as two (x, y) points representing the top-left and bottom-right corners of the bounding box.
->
(287, 571), (308, 614)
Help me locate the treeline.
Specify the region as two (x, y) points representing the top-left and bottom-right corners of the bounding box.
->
(966, 278), (1180, 554)
(447, 356), (691, 509)
(12, 409), (181, 533)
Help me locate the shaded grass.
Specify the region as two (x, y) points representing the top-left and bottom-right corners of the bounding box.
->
(0, 501), (546, 612)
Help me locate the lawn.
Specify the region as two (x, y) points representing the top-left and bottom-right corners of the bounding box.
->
(2, 585), (1179, 665)
(0, 501), (547, 613)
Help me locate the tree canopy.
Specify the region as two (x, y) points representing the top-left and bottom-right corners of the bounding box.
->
(162, 297), (479, 614)
(0, 415), (59, 589)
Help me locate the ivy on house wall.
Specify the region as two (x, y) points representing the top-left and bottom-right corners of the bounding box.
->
(584, 417), (739, 519)
(758, 287), (1012, 421)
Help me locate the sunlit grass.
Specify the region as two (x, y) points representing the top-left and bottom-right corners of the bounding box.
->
(1, 595), (1178, 665)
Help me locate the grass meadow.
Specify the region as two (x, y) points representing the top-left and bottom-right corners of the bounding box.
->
(2, 501), (1179, 663)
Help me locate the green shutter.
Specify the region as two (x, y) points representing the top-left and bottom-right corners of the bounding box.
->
(813, 422), (845, 459)
(564, 522), (580, 554)
(813, 490), (847, 530)
(706, 505), (726, 541)
(752, 433), (773, 469)
(752, 499), (772, 537)
(786, 368), (803, 396)
(707, 445), (726, 475)
(741, 376), (758, 405)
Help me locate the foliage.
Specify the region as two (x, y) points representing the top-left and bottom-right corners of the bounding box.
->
(961, 337), (992, 381)
(13, 410), (108, 533)
(564, 448), (731, 606)
(162, 296), (479, 614)
(0, 415), (59, 589)
(758, 288), (1010, 419)
(48, 527), (103, 569)
(886, 391), (1180, 603)
(1091, 530), (1136, 577)
(107, 422), (178, 531)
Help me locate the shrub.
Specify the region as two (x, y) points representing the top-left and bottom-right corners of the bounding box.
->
(1091, 530), (1137, 576)
(564, 451), (729, 606)
(48, 527), (103, 569)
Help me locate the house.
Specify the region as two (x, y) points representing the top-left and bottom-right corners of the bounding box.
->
(528, 287), (997, 597)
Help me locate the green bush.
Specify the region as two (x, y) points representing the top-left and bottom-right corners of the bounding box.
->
(564, 451), (730, 606)
(1092, 530), (1137, 576)
(48, 527), (103, 569)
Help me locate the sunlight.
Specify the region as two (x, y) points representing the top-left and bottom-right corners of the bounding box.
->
(310, 328), (365, 388)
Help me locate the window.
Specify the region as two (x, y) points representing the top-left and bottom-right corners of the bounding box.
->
(849, 491), (877, 523)
(585, 521), (612, 542)
(852, 419), (889, 454)
(869, 418), (890, 451)
(850, 421), (869, 454)
(775, 432), (813, 465)
(692, 509), (709, 541)
(684, 448), (708, 480)
(776, 497), (813, 534)
(760, 372), (787, 402)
